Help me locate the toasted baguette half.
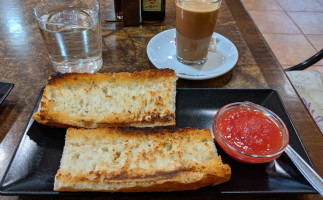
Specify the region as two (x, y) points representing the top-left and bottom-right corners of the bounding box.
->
(32, 69), (177, 128)
(54, 127), (231, 192)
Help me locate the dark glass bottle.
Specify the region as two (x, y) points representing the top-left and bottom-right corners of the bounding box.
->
(141, 0), (166, 20)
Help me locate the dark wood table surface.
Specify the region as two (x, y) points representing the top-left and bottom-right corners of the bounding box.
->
(0, 0), (322, 199)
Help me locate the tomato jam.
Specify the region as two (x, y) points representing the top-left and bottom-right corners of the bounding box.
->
(213, 102), (289, 164)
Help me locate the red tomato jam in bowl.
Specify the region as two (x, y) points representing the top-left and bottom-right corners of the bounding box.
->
(213, 102), (289, 164)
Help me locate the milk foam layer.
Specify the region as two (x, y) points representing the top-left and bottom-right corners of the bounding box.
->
(177, 0), (221, 12)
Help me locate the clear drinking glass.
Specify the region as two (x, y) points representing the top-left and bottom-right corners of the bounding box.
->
(175, 0), (222, 65)
(33, 0), (103, 73)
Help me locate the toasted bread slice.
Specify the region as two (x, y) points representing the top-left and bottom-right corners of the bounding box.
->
(54, 127), (231, 192)
(32, 69), (177, 128)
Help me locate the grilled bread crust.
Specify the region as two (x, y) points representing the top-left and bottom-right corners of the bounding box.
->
(54, 127), (231, 192)
(32, 69), (177, 128)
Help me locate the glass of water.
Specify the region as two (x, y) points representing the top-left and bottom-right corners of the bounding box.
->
(33, 0), (103, 73)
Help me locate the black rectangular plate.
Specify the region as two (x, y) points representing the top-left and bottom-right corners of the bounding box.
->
(0, 88), (316, 196)
(0, 82), (14, 105)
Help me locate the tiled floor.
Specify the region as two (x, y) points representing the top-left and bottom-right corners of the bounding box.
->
(241, 0), (323, 73)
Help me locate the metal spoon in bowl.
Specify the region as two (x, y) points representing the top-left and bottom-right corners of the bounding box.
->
(285, 144), (323, 196)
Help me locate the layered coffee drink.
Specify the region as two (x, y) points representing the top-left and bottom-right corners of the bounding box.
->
(176, 0), (221, 65)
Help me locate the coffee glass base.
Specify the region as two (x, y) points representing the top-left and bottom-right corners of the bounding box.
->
(176, 55), (207, 66)
(51, 57), (103, 74)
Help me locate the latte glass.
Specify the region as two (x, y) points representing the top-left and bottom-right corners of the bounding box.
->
(175, 0), (222, 65)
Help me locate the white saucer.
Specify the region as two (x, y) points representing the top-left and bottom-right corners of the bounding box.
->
(147, 28), (239, 80)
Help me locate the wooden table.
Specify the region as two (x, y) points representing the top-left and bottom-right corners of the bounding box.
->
(0, 0), (322, 199)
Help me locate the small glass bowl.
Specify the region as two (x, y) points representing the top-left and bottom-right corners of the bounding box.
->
(212, 102), (289, 164)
